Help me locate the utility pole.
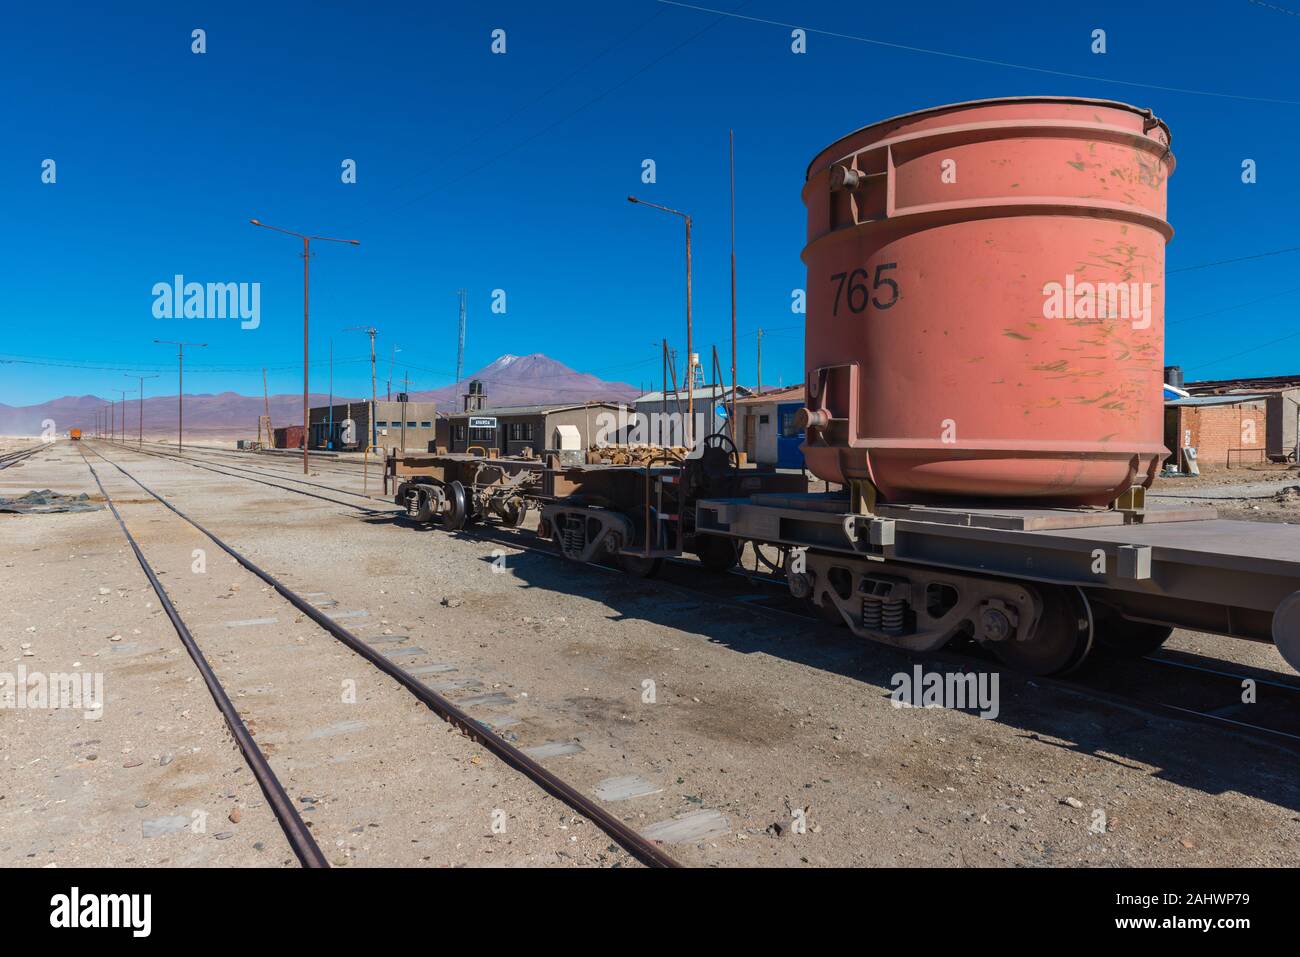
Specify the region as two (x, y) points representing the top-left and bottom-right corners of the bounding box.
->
(756, 328), (763, 396)
(154, 340), (207, 453)
(126, 374), (159, 448)
(628, 196), (694, 447)
(729, 129), (738, 440)
(116, 390), (129, 443)
(250, 218), (361, 473)
(261, 368), (272, 448)
(400, 372), (411, 452)
(328, 339), (334, 450)
(386, 344), (400, 401)
(343, 327), (379, 481)
(456, 289), (467, 387)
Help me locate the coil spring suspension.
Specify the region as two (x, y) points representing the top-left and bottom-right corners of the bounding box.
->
(862, 595), (908, 636)
(560, 516), (587, 558)
(405, 490), (421, 518)
(880, 598), (906, 636)
(862, 596), (883, 632)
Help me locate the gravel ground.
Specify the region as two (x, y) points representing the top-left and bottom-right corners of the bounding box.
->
(4, 440), (1300, 867)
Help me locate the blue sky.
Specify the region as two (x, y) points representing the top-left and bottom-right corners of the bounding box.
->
(3, 0), (1299, 406)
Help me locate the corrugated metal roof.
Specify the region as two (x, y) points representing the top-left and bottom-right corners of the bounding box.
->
(634, 385), (752, 403)
(444, 401), (622, 418)
(1165, 394), (1268, 407)
(736, 386), (803, 405)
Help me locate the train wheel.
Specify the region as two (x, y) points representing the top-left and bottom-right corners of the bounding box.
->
(1095, 612), (1173, 658)
(444, 481), (471, 531)
(618, 552), (663, 579)
(988, 585), (1094, 676)
(693, 534), (738, 573)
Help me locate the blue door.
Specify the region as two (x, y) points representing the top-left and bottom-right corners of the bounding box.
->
(776, 402), (805, 469)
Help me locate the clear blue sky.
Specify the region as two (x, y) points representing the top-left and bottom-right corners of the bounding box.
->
(3, 0), (1299, 406)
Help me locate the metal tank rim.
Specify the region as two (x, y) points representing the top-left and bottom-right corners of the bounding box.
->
(805, 95), (1173, 181)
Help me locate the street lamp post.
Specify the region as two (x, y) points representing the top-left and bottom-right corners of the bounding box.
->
(628, 196), (694, 446)
(250, 219), (360, 474)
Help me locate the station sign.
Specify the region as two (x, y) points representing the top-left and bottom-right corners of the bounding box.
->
(469, 416), (497, 429)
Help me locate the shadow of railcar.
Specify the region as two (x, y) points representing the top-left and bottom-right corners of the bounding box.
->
(363, 511), (1300, 818)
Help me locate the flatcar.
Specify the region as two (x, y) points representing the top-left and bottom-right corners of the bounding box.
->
(389, 98), (1300, 677)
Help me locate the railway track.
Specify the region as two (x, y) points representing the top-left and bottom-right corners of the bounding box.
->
(0, 442), (49, 469)
(77, 445), (328, 868)
(85, 440), (1300, 755)
(146, 440), (373, 475)
(78, 441), (680, 868)
(97, 440), (391, 507)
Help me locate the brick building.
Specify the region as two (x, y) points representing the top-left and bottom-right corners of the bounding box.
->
(1181, 373), (1300, 463)
(1163, 394), (1269, 469)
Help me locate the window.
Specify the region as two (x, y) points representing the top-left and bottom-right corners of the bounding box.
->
(469, 427), (495, 443)
(780, 410), (802, 438)
(376, 420), (388, 428)
(454, 424), (467, 441)
(420, 421), (432, 428)
(507, 422), (535, 442)
(406, 421), (416, 428)
(759, 414), (770, 425)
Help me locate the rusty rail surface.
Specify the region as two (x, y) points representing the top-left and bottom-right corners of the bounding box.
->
(82, 441), (681, 869)
(77, 446), (329, 868)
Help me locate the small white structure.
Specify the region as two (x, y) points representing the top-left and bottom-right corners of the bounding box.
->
(553, 423), (581, 452)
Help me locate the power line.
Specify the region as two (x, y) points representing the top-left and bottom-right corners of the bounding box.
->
(1246, 0), (1300, 19)
(657, 0), (1300, 105)
(1170, 246), (1300, 274)
(1167, 285), (1300, 326)
(383, 0), (748, 215)
(0, 353), (369, 374)
(1186, 327), (1300, 370)
(358, 7), (670, 225)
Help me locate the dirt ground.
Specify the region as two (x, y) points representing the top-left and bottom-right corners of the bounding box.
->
(1150, 461), (1300, 522)
(3, 439), (1300, 868)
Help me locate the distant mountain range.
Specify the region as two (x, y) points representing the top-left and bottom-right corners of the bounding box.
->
(411, 353), (640, 410)
(0, 354), (640, 436)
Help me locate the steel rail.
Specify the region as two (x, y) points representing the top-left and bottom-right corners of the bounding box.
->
(76, 446), (328, 868)
(82, 442), (680, 869)
(83, 442), (1300, 806)
(108, 439), (1300, 730)
(0, 443), (49, 469)
(96, 439), (389, 509)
